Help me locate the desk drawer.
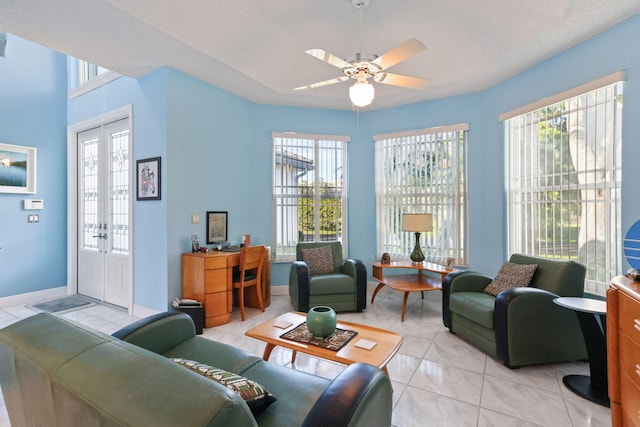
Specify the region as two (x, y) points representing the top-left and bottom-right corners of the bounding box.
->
(204, 256), (228, 270)
(619, 292), (640, 345)
(205, 269), (228, 293)
(621, 370), (640, 427)
(205, 293), (230, 317)
(620, 330), (640, 391)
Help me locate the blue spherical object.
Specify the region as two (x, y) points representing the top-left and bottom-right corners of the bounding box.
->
(624, 220), (640, 270)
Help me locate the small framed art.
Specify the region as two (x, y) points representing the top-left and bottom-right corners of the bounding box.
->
(0, 143), (37, 194)
(191, 235), (200, 253)
(136, 157), (161, 201)
(206, 211), (228, 244)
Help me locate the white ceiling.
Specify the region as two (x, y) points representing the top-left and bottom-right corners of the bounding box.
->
(1, 0), (640, 110)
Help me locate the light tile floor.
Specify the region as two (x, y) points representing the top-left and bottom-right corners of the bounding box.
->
(0, 287), (611, 427)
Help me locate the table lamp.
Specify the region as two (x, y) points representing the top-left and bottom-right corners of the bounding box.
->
(402, 213), (433, 263)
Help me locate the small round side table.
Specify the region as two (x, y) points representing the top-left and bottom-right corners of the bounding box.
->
(553, 296), (609, 407)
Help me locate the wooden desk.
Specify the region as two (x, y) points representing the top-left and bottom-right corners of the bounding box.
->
(371, 261), (453, 321)
(245, 312), (403, 376)
(181, 247), (270, 327)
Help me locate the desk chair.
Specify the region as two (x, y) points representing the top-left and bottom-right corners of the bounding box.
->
(233, 245), (266, 321)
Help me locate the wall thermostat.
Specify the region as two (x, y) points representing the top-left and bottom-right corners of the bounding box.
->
(24, 199), (44, 210)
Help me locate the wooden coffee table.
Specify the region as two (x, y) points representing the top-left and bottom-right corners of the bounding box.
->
(245, 312), (403, 376)
(371, 261), (453, 321)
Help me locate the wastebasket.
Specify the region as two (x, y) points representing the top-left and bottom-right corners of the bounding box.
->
(174, 305), (204, 335)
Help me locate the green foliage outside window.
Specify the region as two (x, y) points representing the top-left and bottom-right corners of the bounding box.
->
(297, 181), (342, 240)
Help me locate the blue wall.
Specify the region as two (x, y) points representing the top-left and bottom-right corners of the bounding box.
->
(3, 13), (640, 311)
(0, 35), (67, 297)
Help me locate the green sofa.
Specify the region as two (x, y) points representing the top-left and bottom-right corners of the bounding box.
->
(289, 241), (367, 313)
(442, 254), (588, 368)
(0, 312), (392, 427)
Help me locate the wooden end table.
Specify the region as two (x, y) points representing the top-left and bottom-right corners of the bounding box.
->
(371, 261), (453, 321)
(244, 312), (403, 376)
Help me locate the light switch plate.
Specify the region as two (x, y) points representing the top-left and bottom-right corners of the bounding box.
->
(191, 213), (200, 224)
(24, 199), (44, 210)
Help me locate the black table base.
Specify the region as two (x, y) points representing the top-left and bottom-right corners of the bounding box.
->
(562, 310), (610, 407)
(563, 374), (610, 407)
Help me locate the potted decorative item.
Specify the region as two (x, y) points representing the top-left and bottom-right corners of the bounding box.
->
(306, 306), (337, 338)
(627, 268), (640, 281)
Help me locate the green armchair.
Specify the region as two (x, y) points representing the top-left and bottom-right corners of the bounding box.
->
(442, 254), (588, 368)
(289, 241), (367, 313)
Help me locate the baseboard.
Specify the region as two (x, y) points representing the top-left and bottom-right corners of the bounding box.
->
(271, 285), (289, 296)
(0, 286), (67, 309)
(132, 304), (160, 319)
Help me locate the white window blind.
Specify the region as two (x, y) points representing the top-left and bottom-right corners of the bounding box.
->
(505, 80), (623, 296)
(272, 132), (349, 262)
(374, 125), (468, 265)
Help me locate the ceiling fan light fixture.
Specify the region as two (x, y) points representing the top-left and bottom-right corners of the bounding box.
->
(349, 79), (375, 107)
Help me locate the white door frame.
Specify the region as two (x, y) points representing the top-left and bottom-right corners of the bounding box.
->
(67, 105), (134, 314)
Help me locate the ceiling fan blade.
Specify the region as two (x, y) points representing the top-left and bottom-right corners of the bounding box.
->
(374, 72), (430, 89)
(305, 49), (353, 70)
(293, 76), (349, 91)
(371, 39), (426, 70)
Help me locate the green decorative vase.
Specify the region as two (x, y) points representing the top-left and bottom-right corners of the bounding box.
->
(306, 306), (337, 338)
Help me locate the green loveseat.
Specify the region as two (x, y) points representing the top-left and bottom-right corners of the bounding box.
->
(0, 312), (392, 427)
(289, 241), (367, 313)
(442, 254), (588, 368)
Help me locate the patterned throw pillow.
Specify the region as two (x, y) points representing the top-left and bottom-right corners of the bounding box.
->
(171, 358), (276, 415)
(301, 246), (335, 275)
(484, 262), (538, 296)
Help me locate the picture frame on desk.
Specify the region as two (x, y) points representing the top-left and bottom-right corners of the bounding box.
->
(206, 211), (228, 244)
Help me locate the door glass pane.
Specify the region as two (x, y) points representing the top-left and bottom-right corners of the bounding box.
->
(81, 137), (100, 251)
(109, 129), (129, 254)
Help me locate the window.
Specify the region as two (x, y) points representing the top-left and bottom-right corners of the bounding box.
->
(70, 59), (120, 99)
(79, 60), (110, 85)
(374, 124), (468, 265)
(272, 132), (349, 262)
(503, 75), (623, 296)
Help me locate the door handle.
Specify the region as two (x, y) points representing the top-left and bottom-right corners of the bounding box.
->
(92, 233), (107, 239)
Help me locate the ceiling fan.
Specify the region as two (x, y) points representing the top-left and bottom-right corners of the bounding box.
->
(293, 1), (429, 107)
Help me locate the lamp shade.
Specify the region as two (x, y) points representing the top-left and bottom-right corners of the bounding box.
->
(349, 80), (375, 107)
(402, 213), (433, 232)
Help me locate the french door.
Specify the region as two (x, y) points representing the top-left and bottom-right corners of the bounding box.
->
(76, 118), (132, 308)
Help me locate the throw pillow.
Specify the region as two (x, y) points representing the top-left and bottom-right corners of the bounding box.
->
(484, 262), (538, 296)
(171, 358), (276, 415)
(301, 246), (335, 275)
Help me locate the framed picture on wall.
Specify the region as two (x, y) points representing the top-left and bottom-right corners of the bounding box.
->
(0, 143), (37, 194)
(206, 211), (228, 244)
(136, 157), (161, 201)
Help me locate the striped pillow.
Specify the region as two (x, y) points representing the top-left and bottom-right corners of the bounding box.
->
(171, 358), (276, 415)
